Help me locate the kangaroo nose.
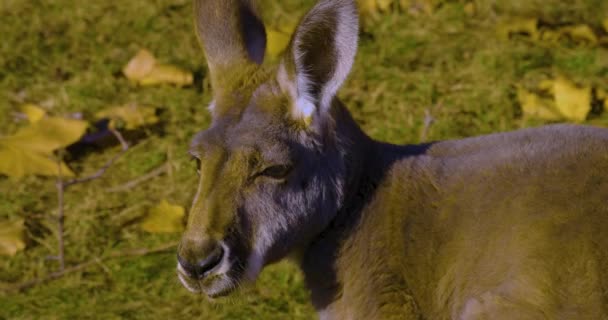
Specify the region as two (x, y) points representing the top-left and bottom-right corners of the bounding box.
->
(177, 242), (225, 278)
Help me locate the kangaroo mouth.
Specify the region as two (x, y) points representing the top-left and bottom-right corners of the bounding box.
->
(177, 264), (238, 298)
(176, 242), (244, 298)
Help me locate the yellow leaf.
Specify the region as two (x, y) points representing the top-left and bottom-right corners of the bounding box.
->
(597, 88), (607, 100)
(0, 145), (74, 179)
(464, 2), (475, 16)
(603, 18), (608, 33)
(517, 87), (562, 121)
(123, 49), (193, 86)
(359, 0), (379, 21)
(0, 219), (26, 257)
(400, 0), (435, 15)
(498, 18), (539, 40)
(95, 104), (159, 130)
(266, 29), (291, 58)
(558, 24), (598, 45)
(553, 77), (591, 122)
(123, 49), (156, 80)
(21, 104), (46, 124)
(2, 117), (88, 154)
(0, 116), (85, 179)
(138, 64), (193, 87)
(376, 0), (392, 12)
(141, 200), (185, 233)
(538, 79), (554, 93)
(540, 29), (561, 43)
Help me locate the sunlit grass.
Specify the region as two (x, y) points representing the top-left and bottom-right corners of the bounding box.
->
(2, 0), (608, 318)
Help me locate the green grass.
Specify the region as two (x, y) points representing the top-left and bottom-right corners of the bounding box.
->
(2, 0), (608, 319)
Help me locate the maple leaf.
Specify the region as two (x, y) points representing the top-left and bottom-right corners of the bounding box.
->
(0, 117), (87, 179)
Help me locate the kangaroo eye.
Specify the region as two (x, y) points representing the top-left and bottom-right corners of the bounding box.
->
(191, 156), (201, 176)
(260, 165), (291, 179)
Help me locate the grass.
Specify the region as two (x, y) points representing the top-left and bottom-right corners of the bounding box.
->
(2, 0), (608, 319)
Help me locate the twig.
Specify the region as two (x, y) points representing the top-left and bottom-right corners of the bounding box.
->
(55, 159), (66, 271)
(52, 129), (130, 272)
(419, 108), (435, 143)
(106, 162), (169, 193)
(64, 129), (129, 187)
(3, 242), (177, 294)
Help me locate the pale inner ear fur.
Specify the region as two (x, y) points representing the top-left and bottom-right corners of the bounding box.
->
(279, 0), (359, 123)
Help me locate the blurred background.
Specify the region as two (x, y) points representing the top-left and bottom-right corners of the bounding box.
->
(2, 0), (608, 318)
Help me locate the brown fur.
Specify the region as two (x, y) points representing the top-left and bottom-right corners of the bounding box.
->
(178, 1), (608, 319)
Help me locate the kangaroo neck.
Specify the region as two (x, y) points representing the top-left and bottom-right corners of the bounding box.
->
(299, 101), (420, 314)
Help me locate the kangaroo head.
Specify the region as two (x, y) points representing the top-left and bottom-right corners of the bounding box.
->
(177, 0), (359, 297)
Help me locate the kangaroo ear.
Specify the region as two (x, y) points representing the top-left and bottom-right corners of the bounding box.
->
(194, 0), (266, 94)
(278, 0), (358, 123)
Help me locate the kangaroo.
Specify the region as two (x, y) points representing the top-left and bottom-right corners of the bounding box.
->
(176, 0), (608, 319)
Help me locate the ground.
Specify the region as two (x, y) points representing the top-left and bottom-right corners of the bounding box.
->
(1, 0), (608, 319)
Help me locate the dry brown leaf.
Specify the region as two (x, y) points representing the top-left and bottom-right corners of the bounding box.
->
(0, 219), (26, 257)
(141, 200), (185, 233)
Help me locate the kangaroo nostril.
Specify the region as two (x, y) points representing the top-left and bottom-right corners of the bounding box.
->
(178, 246), (225, 279)
(196, 246), (224, 276)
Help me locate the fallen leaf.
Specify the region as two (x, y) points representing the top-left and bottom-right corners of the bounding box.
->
(558, 24), (598, 45)
(602, 18), (608, 33)
(122, 49), (156, 80)
(377, 0), (392, 12)
(123, 49), (193, 87)
(0, 219), (26, 256)
(400, 0), (435, 15)
(138, 64), (193, 87)
(540, 29), (561, 43)
(95, 104), (159, 130)
(464, 2), (475, 16)
(597, 88), (607, 100)
(21, 104), (46, 124)
(141, 200), (185, 233)
(553, 77), (591, 122)
(498, 18), (539, 40)
(359, 0), (380, 22)
(517, 87), (562, 121)
(4, 117), (88, 154)
(0, 116), (87, 179)
(0, 145), (74, 178)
